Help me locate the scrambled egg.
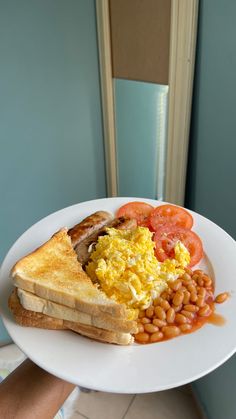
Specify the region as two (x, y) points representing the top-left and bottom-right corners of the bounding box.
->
(86, 227), (190, 315)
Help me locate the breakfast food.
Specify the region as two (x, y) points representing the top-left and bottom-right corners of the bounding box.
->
(68, 211), (113, 247)
(153, 226), (203, 267)
(149, 204), (194, 230)
(115, 202), (228, 343)
(16, 288), (136, 333)
(135, 268), (216, 343)
(10, 227), (137, 345)
(116, 202), (203, 266)
(11, 228), (126, 317)
(9, 201), (229, 346)
(68, 211), (137, 265)
(85, 226), (190, 315)
(9, 290), (133, 345)
(116, 201), (154, 227)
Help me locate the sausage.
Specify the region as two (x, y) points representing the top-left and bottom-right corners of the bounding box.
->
(68, 211), (113, 248)
(71, 216), (137, 266)
(113, 217), (137, 231)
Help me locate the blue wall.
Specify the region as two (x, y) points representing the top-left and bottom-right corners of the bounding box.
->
(0, 0), (106, 343)
(186, 1), (236, 418)
(0, 0), (106, 264)
(186, 0), (236, 239)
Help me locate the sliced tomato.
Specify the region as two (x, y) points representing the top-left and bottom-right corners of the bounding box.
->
(149, 204), (193, 231)
(153, 225), (203, 267)
(116, 201), (154, 227)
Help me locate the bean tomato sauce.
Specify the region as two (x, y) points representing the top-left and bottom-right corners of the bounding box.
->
(134, 268), (228, 344)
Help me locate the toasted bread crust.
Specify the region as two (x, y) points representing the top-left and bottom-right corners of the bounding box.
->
(17, 288), (137, 334)
(9, 289), (65, 329)
(65, 321), (133, 345)
(11, 229), (126, 318)
(8, 290), (133, 345)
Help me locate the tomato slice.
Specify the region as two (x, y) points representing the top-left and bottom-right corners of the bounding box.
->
(116, 202), (154, 227)
(153, 225), (203, 267)
(149, 204), (193, 231)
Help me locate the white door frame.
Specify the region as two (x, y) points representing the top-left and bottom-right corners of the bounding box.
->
(96, 0), (199, 205)
(96, 0), (118, 197)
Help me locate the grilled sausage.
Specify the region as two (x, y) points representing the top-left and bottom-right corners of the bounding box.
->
(112, 217), (137, 231)
(68, 211), (113, 248)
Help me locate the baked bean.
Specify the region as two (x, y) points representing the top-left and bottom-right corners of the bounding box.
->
(182, 273), (192, 282)
(160, 300), (170, 311)
(169, 279), (182, 291)
(153, 297), (163, 306)
(162, 326), (180, 338)
(160, 291), (169, 301)
(137, 323), (144, 333)
(198, 287), (207, 299)
(181, 310), (195, 320)
(197, 277), (204, 287)
(183, 290), (190, 304)
(173, 291), (184, 306)
(135, 265), (227, 345)
(150, 332), (164, 343)
(215, 292), (229, 304)
(169, 291), (175, 300)
(189, 279), (197, 286)
(144, 323), (159, 333)
(141, 317), (151, 324)
(167, 287), (174, 295)
(181, 280), (189, 287)
(154, 306), (166, 321)
(184, 304), (199, 313)
(196, 296), (205, 307)
(190, 292), (198, 303)
(145, 306), (154, 318)
(180, 323), (192, 332)
(205, 278), (213, 287)
(185, 267), (193, 276)
(175, 313), (188, 324)
(194, 269), (204, 276)
(202, 275), (212, 286)
(166, 307), (175, 323)
(135, 332), (150, 343)
(138, 310), (146, 318)
(192, 273), (199, 282)
(173, 304), (183, 312)
(188, 284), (197, 294)
(198, 304), (211, 317)
(152, 318), (167, 327)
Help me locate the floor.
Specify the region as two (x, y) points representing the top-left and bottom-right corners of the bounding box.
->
(71, 385), (204, 419)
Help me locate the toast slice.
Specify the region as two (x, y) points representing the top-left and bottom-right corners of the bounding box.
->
(8, 290), (133, 345)
(17, 288), (137, 334)
(11, 228), (126, 318)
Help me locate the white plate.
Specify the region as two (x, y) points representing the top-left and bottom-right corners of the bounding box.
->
(0, 197), (236, 394)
